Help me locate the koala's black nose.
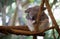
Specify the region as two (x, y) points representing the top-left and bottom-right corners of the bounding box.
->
(43, 7), (46, 10)
(32, 16), (36, 20)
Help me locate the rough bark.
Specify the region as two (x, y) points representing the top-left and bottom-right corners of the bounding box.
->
(0, 25), (55, 35)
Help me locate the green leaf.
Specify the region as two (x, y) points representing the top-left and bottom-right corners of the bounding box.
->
(29, 0), (34, 3)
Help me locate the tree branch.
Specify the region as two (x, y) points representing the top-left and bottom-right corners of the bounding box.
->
(0, 25), (55, 36)
(45, 0), (60, 36)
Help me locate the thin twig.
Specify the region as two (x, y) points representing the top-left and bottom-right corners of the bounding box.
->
(52, 29), (56, 39)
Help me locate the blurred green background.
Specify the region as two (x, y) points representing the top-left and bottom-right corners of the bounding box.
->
(0, 0), (60, 39)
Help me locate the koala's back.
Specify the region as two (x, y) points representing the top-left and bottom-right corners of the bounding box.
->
(33, 12), (48, 21)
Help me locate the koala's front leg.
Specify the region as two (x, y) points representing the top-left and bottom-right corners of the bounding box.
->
(26, 19), (35, 31)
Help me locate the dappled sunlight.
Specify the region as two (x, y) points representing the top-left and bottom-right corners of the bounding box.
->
(53, 7), (60, 25)
(53, 8), (60, 20)
(12, 2), (16, 9)
(37, 36), (44, 39)
(0, 17), (2, 25)
(0, 0), (60, 39)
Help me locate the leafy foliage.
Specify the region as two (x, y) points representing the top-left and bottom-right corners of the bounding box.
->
(0, 0), (15, 7)
(0, 0), (60, 39)
(29, 0), (34, 3)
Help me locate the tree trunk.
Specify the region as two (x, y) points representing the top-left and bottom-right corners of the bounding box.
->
(2, 5), (6, 26)
(33, 36), (37, 39)
(16, 0), (26, 39)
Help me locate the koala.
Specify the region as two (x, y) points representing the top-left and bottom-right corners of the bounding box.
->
(25, 6), (49, 31)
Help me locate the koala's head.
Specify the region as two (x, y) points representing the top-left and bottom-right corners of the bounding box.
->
(25, 6), (46, 20)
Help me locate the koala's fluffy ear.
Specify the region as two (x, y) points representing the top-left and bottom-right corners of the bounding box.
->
(25, 8), (32, 13)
